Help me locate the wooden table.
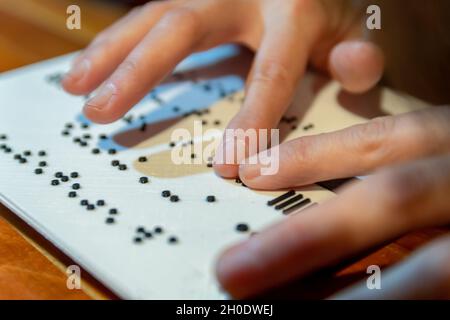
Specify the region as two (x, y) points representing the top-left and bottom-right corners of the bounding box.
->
(0, 0), (448, 300)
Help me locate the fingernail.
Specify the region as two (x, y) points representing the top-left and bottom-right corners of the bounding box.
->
(65, 59), (90, 83)
(85, 83), (116, 110)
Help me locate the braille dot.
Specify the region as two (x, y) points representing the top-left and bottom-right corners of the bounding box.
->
(139, 177), (149, 184)
(201, 120), (207, 125)
(108, 148), (116, 155)
(80, 141), (88, 147)
(206, 163), (213, 168)
(154, 226), (163, 234)
(5, 147), (12, 153)
(138, 156), (147, 162)
(168, 236), (178, 244)
(34, 168), (43, 175)
(236, 223), (249, 233)
(55, 172), (63, 178)
(68, 191), (77, 198)
(136, 226), (146, 233)
(0, 134), (7, 140)
(169, 142), (175, 148)
(62, 130), (70, 136)
(99, 134), (107, 140)
(72, 183), (80, 190)
(170, 195), (179, 202)
(81, 123), (89, 129)
(38, 151), (47, 157)
(80, 199), (88, 206)
(161, 190), (171, 198)
(19, 158), (27, 164)
(109, 208), (118, 215)
(214, 120), (221, 125)
(111, 160), (120, 167)
(97, 200), (105, 206)
(134, 237), (142, 244)
(92, 148), (100, 154)
(65, 123), (74, 129)
(172, 106), (180, 112)
(51, 180), (59, 186)
(23, 150), (32, 156)
(190, 153), (196, 159)
(118, 164), (127, 171)
(144, 232), (153, 238)
(73, 137), (81, 143)
(206, 195), (216, 203)
(87, 204), (95, 210)
(61, 176), (69, 182)
(14, 154), (21, 160)
(39, 161), (47, 167)
(106, 217), (115, 224)
(70, 172), (79, 178)
(83, 134), (91, 140)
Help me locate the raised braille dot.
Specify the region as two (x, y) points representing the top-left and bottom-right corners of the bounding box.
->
(169, 142), (175, 147)
(80, 199), (88, 206)
(19, 157), (27, 163)
(173, 106), (180, 112)
(65, 123), (73, 129)
(170, 195), (179, 202)
(139, 177), (149, 184)
(168, 236), (178, 244)
(51, 179), (59, 186)
(80, 141), (88, 147)
(87, 204), (95, 210)
(134, 237), (142, 244)
(0, 134), (7, 140)
(5, 147), (12, 153)
(99, 134), (107, 140)
(236, 223), (249, 232)
(81, 123), (89, 129)
(38, 150), (46, 157)
(23, 150), (32, 156)
(92, 148), (100, 154)
(138, 156), (147, 162)
(68, 191), (77, 198)
(118, 164), (127, 170)
(97, 200), (105, 206)
(111, 160), (120, 167)
(214, 120), (221, 125)
(136, 226), (146, 233)
(106, 217), (115, 224)
(39, 161), (47, 167)
(61, 176), (69, 182)
(206, 163), (213, 168)
(62, 130), (70, 136)
(154, 226), (163, 234)
(144, 232), (153, 239)
(109, 208), (118, 215)
(206, 195), (216, 203)
(161, 190), (171, 198)
(83, 134), (91, 139)
(73, 137), (81, 143)
(108, 148), (116, 155)
(72, 183), (80, 190)
(34, 168), (43, 175)
(14, 154), (21, 160)
(201, 120), (207, 125)
(55, 172), (63, 178)
(70, 172), (79, 178)
(190, 153), (196, 159)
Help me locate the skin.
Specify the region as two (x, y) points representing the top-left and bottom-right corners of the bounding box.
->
(62, 0), (450, 299)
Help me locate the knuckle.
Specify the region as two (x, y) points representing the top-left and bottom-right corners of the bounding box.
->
(252, 60), (292, 89)
(160, 7), (202, 36)
(346, 116), (395, 163)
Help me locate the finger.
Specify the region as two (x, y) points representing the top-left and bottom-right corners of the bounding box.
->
(331, 235), (450, 300)
(329, 40), (384, 93)
(240, 106), (450, 189)
(62, 1), (172, 95)
(213, 2), (326, 178)
(216, 154), (450, 298)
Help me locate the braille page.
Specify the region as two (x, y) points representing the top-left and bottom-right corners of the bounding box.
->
(0, 45), (429, 299)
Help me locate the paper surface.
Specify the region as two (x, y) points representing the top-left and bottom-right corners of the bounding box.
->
(0, 45), (428, 299)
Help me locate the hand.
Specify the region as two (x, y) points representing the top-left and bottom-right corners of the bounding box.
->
(216, 106), (450, 299)
(62, 0), (383, 159)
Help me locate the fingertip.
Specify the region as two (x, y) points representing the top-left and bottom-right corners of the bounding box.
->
(329, 40), (384, 93)
(213, 163), (239, 178)
(61, 59), (93, 95)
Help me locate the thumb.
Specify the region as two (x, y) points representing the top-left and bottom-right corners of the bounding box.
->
(329, 40), (384, 94)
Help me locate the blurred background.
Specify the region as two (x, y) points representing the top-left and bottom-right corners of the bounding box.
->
(0, 0), (147, 72)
